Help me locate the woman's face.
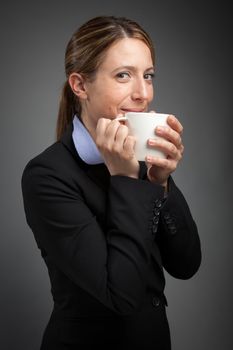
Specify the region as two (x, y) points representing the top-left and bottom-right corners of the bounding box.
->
(81, 37), (155, 133)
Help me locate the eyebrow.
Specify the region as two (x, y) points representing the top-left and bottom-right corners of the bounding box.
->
(111, 65), (155, 73)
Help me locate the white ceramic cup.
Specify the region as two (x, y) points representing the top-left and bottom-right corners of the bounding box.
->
(118, 112), (169, 161)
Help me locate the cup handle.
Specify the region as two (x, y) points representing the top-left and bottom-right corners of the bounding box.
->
(115, 116), (128, 122)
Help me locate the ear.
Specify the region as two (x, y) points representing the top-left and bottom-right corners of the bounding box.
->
(68, 73), (88, 100)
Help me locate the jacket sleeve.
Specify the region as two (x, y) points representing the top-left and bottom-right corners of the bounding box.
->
(156, 176), (202, 279)
(21, 158), (165, 315)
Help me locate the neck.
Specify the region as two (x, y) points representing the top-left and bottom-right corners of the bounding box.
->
(79, 112), (97, 141)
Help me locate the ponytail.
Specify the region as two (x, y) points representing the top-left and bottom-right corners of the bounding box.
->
(56, 81), (80, 141)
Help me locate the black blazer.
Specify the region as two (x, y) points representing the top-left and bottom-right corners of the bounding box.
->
(21, 122), (201, 349)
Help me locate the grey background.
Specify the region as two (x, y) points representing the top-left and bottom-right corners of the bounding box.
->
(0, 0), (232, 349)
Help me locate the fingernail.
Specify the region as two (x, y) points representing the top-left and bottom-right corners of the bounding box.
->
(148, 139), (156, 145)
(169, 115), (175, 122)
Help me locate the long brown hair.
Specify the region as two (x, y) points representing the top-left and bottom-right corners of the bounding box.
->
(56, 16), (155, 140)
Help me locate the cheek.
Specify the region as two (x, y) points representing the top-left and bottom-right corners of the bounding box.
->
(150, 88), (154, 101)
(104, 88), (128, 106)
(102, 91), (126, 116)
(89, 93), (117, 117)
(147, 85), (154, 102)
(111, 86), (131, 102)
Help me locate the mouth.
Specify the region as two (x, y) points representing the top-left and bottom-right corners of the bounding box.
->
(120, 108), (147, 113)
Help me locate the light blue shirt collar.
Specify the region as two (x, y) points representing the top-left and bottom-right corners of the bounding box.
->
(72, 115), (104, 165)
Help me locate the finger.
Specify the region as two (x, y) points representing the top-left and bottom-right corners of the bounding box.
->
(155, 126), (182, 149)
(111, 124), (129, 154)
(148, 138), (178, 159)
(179, 143), (184, 155)
(96, 118), (111, 146)
(167, 115), (183, 134)
(123, 135), (136, 158)
(146, 155), (170, 169)
(146, 155), (177, 172)
(104, 120), (122, 146)
(114, 124), (129, 148)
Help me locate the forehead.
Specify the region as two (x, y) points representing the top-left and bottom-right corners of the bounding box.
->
(99, 37), (153, 71)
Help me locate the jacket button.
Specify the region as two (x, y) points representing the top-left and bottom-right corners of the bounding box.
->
(169, 226), (177, 235)
(152, 296), (160, 307)
(153, 208), (160, 216)
(155, 200), (163, 209)
(164, 212), (170, 220)
(166, 217), (174, 224)
(152, 216), (159, 225)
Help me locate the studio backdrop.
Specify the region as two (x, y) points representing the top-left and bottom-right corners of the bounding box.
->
(0, 1), (232, 349)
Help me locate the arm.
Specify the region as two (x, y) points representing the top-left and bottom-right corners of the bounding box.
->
(156, 177), (201, 279)
(145, 114), (201, 278)
(21, 158), (165, 315)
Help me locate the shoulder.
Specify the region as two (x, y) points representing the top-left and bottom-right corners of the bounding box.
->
(23, 141), (68, 173)
(21, 140), (82, 194)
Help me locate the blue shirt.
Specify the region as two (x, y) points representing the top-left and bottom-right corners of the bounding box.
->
(72, 115), (104, 165)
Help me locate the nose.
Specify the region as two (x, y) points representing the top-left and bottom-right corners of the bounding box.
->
(131, 77), (152, 102)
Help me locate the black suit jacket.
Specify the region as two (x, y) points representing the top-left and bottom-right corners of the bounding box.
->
(21, 122), (201, 348)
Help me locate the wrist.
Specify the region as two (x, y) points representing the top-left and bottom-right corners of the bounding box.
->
(147, 170), (168, 188)
(110, 170), (139, 179)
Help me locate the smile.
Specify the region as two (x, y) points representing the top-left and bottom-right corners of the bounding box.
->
(121, 108), (146, 113)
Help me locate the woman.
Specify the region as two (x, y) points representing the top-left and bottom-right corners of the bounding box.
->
(21, 16), (201, 349)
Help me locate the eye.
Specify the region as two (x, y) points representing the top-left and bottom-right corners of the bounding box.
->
(116, 72), (131, 80)
(144, 73), (155, 81)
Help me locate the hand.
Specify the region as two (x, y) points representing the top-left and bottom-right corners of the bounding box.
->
(146, 114), (184, 189)
(95, 117), (139, 178)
